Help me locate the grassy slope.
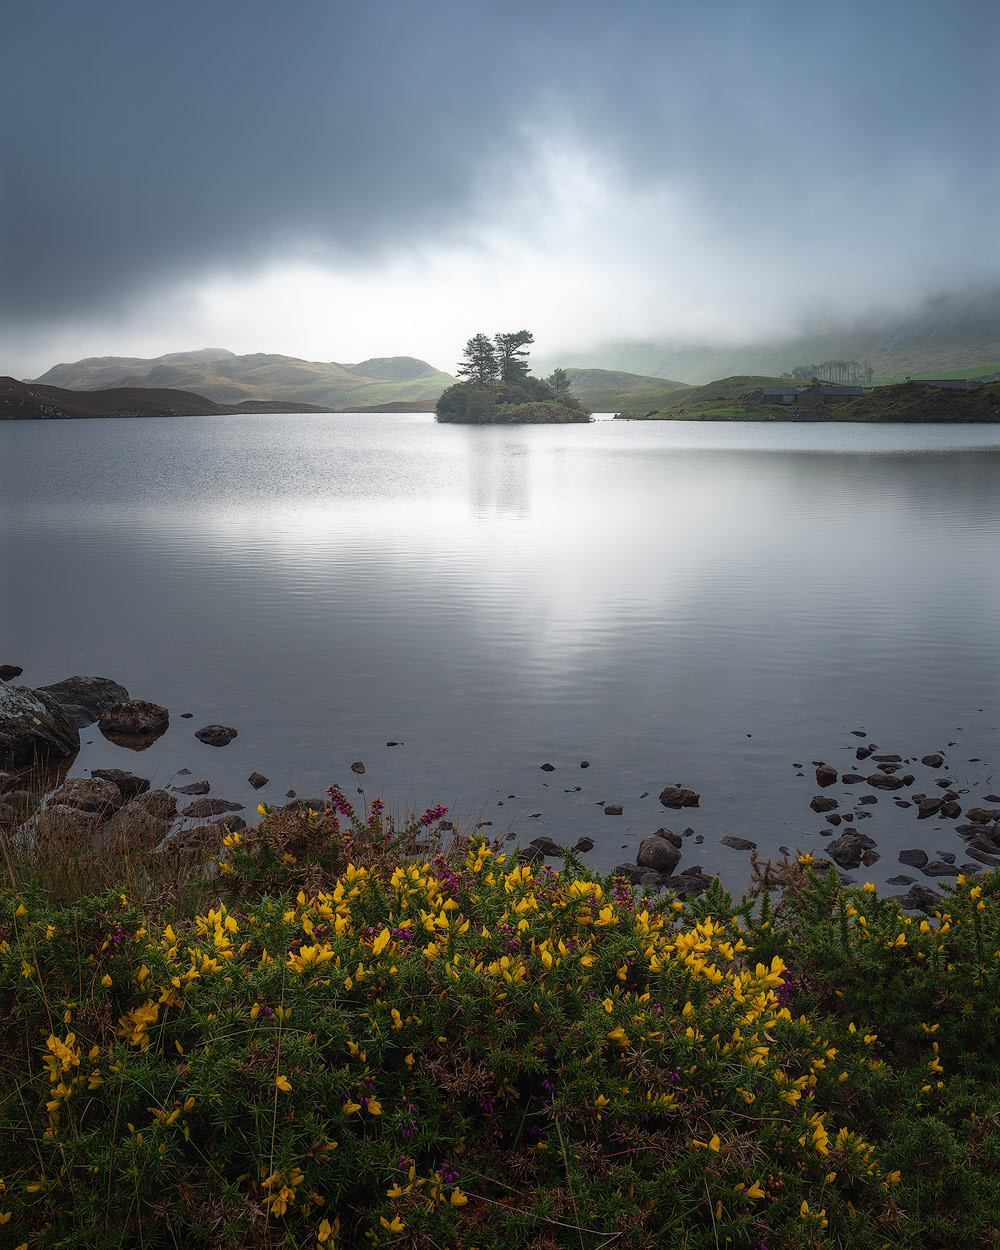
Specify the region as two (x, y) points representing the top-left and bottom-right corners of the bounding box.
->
(32, 350), (457, 410)
(0, 377), (338, 419)
(562, 367), (686, 411)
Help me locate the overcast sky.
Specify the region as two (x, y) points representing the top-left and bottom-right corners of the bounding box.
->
(3, 0), (997, 377)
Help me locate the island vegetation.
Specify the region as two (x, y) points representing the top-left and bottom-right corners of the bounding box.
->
(435, 332), (590, 424)
(2, 789), (1000, 1248)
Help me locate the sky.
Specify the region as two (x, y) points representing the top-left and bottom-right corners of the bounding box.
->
(2, 0), (998, 378)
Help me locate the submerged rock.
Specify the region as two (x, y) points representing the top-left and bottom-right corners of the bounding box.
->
(658, 785), (700, 808)
(195, 724), (238, 747)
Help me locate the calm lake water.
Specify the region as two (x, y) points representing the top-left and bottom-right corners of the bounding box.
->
(3, 414), (1000, 891)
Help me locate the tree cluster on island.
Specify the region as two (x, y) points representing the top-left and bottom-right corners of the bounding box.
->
(435, 331), (590, 423)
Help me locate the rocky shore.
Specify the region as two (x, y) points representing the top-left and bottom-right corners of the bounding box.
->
(3, 669), (999, 912)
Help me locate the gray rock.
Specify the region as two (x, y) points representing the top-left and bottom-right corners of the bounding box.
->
(518, 846), (545, 864)
(720, 836), (757, 851)
(636, 836), (681, 873)
(540, 763), (555, 771)
(181, 798), (244, 819)
(175, 780), (211, 796)
(573, 837), (594, 852)
(815, 764), (838, 788)
(48, 776), (123, 817)
(36, 676), (130, 726)
(841, 773), (864, 784)
(529, 836), (563, 856)
(825, 833), (866, 869)
(0, 665), (24, 681)
(658, 785), (700, 808)
(0, 683), (80, 769)
(810, 795), (838, 812)
(917, 797), (944, 819)
(898, 848), (929, 868)
(921, 754), (944, 768)
(248, 772), (269, 789)
(867, 773), (906, 791)
(858, 794), (878, 805)
(195, 724), (238, 748)
(212, 814), (247, 832)
(281, 797), (327, 816)
(661, 868), (714, 897)
(90, 769), (150, 799)
(922, 860), (960, 877)
(130, 789), (178, 821)
(886, 875), (915, 886)
(100, 700), (169, 736)
(652, 827), (683, 847)
(896, 884), (943, 913)
(825, 813), (842, 826)
(604, 803), (623, 815)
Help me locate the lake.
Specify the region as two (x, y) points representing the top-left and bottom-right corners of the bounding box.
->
(3, 414), (1000, 893)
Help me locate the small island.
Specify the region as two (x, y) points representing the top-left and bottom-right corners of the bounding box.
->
(435, 331), (590, 424)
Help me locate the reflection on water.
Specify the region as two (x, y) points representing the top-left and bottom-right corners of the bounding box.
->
(2, 414), (1000, 892)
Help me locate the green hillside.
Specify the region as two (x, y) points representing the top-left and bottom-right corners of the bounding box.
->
(561, 367), (685, 411)
(32, 350), (456, 410)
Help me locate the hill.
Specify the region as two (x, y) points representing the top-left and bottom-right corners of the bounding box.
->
(561, 367), (685, 411)
(537, 288), (1000, 385)
(621, 376), (1000, 422)
(0, 377), (335, 420)
(32, 349), (457, 410)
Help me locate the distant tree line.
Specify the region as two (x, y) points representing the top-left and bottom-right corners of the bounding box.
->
(781, 359), (874, 385)
(436, 331), (588, 424)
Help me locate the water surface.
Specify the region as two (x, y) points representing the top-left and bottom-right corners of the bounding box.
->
(3, 415), (999, 891)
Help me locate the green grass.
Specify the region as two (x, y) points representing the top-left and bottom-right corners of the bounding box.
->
(3, 794), (1000, 1247)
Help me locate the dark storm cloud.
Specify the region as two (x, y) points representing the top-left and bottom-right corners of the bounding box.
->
(2, 0), (997, 332)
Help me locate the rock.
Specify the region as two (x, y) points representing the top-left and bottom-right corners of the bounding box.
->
(540, 763), (555, 772)
(639, 871), (667, 889)
(636, 836), (681, 873)
(0, 803), (15, 828)
(897, 884), (943, 912)
(850, 730), (867, 737)
(248, 772), (269, 789)
(899, 848), (929, 868)
(573, 837), (594, 852)
(181, 797), (245, 819)
(867, 773), (906, 791)
(841, 773), (864, 784)
(99, 700), (169, 736)
(661, 868), (714, 897)
(4, 789), (39, 816)
(902, 775), (916, 786)
(886, 875), (915, 886)
(825, 833), (867, 869)
(921, 754), (945, 768)
(604, 803), (623, 815)
(529, 836), (563, 856)
(967, 808), (999, 824)
(386, 741), (400, 747)
(922, 860), (960, 878)
(652, 827), (683, 847)
(967, 847), (1000, 867)
(281, 797), (327, 816)
(720, 836), (756, 851)
(825, 813), (842, 826)
(612, 862), (646, 884)
(180, 713), (194, 719)
(175, 780), (211, 796)
(90, 768), (150, 799)
(855, 745), (874, 760)
(41, 804), (100, 832)
(48, 776), (123, 817)
(815, 765), (838, 788)
(580, 761), (590, 768)
(35, 677), (130, 726)
(810, 795), (838, 813)
(934, 778), (955, 789)
(873, 753), (902, 763)
(0, 683), (81, 769)
(212, 814), (247, 833)
(936, 851), (956, 863)
(158, 824), (222, 855)
(128, 789), (178, 821)
(858, 794), (878, 805)
(984, 794), (1000, 804)
(658, 785), (700, 808)
(0, 665), (24, 681)
(195, 725), (238, 748)
(518, 846), (545, 865)
(917, 797), (944, 819)
(940, 801), (962, 819)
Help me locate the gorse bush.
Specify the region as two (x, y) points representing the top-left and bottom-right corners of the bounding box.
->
(1, 794), (1000, 1248)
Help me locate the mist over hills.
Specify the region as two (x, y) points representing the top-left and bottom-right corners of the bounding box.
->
(538, 289), (1000, 385)
(33, 350), (455, 411)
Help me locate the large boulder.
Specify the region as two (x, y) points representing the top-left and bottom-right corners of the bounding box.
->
(100, 700), (169, 736)
(0, 683), (80, 769)
(35, 677), (130, 727)
(658, 785), (700, 809)
(636, 835), (681, 873)
(47, 776), (123, 817)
